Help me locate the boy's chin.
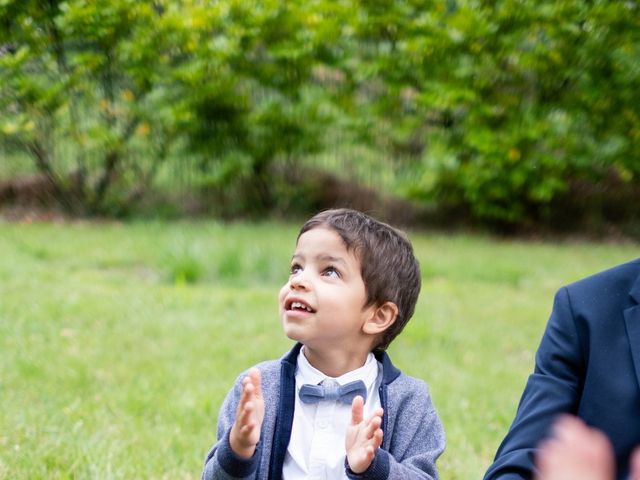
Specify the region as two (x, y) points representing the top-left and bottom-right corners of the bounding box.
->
(282, 328), (302, 343)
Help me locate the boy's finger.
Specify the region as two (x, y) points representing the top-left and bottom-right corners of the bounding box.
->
(236, 384), (251, 415)
(365, 415), (382, 437)
(372, 428), (384, 448)
(242, 382), (255, 401)
(251, 368), (263, 398)
(351, 395), (365, 424)
(366, 409), (383, 427)
(247, 368), (261, 384)
(236, 403), (251, 426)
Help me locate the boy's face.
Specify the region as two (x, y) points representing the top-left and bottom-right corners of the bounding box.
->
(279, 226), (376, 354)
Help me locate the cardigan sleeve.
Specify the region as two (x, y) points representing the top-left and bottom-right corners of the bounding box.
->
(347, 376), (445, 480)
(483, 287), (584, 480)
(202, 374), (262, 480)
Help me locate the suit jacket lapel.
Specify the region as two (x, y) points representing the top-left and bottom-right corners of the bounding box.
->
(624, 273), (640, 388)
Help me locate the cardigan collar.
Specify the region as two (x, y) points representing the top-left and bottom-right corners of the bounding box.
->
(282, 342), (402, 386)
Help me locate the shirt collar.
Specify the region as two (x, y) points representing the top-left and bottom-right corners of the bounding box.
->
(296, 346), (379, 389)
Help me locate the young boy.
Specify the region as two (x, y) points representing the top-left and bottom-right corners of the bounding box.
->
(202, 208), (445, 479)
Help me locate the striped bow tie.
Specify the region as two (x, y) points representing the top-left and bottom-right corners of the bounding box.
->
(298, 379), (367, 405)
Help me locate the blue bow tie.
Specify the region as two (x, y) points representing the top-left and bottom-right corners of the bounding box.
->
(298, 379), (367, 405)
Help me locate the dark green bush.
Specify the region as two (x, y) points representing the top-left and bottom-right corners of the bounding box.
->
(1, 0), (638, 231)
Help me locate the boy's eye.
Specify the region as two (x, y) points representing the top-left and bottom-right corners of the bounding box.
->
(323, 266), (340, 278)
(290, 263), (303, 275)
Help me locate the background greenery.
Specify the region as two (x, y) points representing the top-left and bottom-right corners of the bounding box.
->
(1, 1), (638, 478)
(1, 219), (637, 478)
(1, 0), (639, 231)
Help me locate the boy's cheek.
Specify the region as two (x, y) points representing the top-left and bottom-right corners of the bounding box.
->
(278, 284), (289, 303)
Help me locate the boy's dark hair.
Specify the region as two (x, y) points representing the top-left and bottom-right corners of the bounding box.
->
(298, 208), (421, 352)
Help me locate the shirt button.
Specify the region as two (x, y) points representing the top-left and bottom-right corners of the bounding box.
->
(318, 419), (328, 429)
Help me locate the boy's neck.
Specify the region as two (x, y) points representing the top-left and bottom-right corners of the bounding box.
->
(302, 345), (373, 378)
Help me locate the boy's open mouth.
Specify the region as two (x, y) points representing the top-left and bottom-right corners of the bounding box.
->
(286, 299), (316, 313)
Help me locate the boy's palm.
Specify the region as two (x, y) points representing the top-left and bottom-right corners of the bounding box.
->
(345, 396), (384, 474)
(230, 368), (264, 459)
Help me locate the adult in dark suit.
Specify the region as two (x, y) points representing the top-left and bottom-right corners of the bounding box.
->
(484, 258), (640, 480)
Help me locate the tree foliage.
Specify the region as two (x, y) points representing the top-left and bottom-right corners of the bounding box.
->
(1, 0), (639, 226)
(434, 0), (640, 225)
(0, 0), (329, 214)
(325, 0), (640, 225)
(1, 0), (175, 213)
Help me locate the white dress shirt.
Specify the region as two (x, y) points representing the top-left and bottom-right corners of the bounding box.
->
(282, 347), (383, 479)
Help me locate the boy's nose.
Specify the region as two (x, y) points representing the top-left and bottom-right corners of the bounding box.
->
(290, 273), (310, 290)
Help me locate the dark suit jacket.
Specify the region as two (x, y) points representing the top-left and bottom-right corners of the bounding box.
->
(484, 258), (640, 480)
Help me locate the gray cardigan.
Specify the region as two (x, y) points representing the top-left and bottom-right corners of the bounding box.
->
(203, 343), (445, 480)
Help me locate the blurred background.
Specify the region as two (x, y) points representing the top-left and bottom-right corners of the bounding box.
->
(1, 0), (639, 234)
(1, 1), (639, 478)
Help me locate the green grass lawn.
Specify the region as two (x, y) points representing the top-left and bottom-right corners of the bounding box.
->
(0, 219), (637, 479)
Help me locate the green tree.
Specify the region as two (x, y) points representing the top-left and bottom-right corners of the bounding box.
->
(322, 0), (640, 226)
(2, 0), (638, 226)
(0, 0), (330, 215)
(0, 0), (186, 213)
(176, 0), (331, 215)
(381, 0), (640, 225)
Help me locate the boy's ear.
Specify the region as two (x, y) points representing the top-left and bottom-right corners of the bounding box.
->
(363, 301), (398, 335)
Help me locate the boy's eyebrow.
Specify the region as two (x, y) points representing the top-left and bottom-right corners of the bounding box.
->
(291, 253), (349, 267)
(317, 254), (348, 266)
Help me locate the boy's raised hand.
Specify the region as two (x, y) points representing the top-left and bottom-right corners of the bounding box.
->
(229, 368), (264, 459)
(345, 395), (384, 474)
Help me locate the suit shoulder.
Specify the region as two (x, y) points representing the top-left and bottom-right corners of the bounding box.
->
(565, 258), (640, 292)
